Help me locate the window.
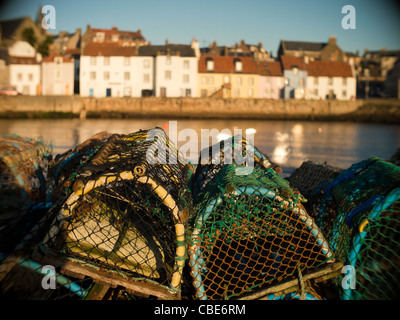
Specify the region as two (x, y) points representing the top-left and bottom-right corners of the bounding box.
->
(54, 70), (61, 80)
(314, 77), (318, 85)
(183, 60), (190, 69)
(104, 57), (110, 66)
(202, 76), (207, 84)
(237, 77), (242, 85)
(143, 59), (150, 69)
(28, 73), (33, 81)
(248, 89), (253, 97)
(208, 76), (213, 84)
(165, 70), (171, 80)
(206, 59), (214, 71)
(224, 76), (230, 84)
(124, 57), (130, 66)
(96, 32), (105, 41)
(185, 88), (191, 97)
(124, 72), (130, 80)
(104, 71), (110, 80)
(314, 88), (318, 96)
(90, 72), (96, 80)
(160, 87), (167, 97)
(17, 73), (22, 81)
(234, 88), (240, 97)
(299, 78), (304, 87)
(235, 59), (242, 72)
(166, 56), (171, 65)
(183, 74), (189, 83)
(54, 57), (62, 64)
(248, 77), (254, 86)
(342, 77), (347, 85)
(90, 57), (96, 66)
(201, 89), (208, 98)
(328, 77), (333, 86)
(284, 78), (290, 86)
(111, 34), (119, 42)
(143, 74), (150, 83)
(342, 89), (347, 98)
(292, 66), (298, 76)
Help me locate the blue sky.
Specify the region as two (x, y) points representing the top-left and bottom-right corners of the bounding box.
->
(1, 0), (399, 56)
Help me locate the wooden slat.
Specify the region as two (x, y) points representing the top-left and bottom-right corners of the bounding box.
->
(32, 248), (179, 300)
(235, 261), (344, 300)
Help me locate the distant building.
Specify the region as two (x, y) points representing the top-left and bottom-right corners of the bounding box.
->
(81, 25), (147, 50)
(80, 42), (142, 97)
(8, 40), (41, 95)
(51, 28), (81, 55)
(280, 55), (307, 99)
(139, 41), (198, 97)
(278, 36), (346, 62)
(258, 61), (284, 99)
(306, 60), (356, 100)
(41, 54), (74, 95)
(201, 40), (272, 62)
(0, 15), (47, 48)
(197, 55), (259, 98)
(0, 46), (9, 88)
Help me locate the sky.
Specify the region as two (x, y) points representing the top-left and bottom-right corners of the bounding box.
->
(0, 0), (399, 56)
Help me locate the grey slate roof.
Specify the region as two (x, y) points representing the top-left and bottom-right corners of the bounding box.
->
(282, 40), (326, 52)
(138, 44), (195, 57)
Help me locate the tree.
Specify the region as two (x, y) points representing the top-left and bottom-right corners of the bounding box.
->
(38, 35), (53, 57)
(21, 27), (37, 47)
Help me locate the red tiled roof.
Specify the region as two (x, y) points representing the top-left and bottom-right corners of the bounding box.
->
(42, 54), (73, 63)
(82, 42), (137, 56)
(280, 55), (306, 70)
(307, 60), (353, 77)
(9, 56), (37, 65)
(258, 61), (283, 76)
(198, 56), (258, 74)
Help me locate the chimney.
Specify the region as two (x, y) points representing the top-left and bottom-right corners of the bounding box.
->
(166, 39), (169, 45)
(224, 46), (228, 56)
(328, 36), (337, 45)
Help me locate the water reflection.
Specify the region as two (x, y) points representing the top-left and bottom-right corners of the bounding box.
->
(0, 118), (399, 176)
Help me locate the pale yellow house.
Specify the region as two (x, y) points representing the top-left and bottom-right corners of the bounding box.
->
(197, 55), (259, 98)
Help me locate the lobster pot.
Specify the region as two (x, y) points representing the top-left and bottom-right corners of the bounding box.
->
(288, 161), (343, 218)
(47, 131), (112, 204)
(316, 157), (400, 299)
(36, 128), (193, 299)
(0, 135), (52, 254)
(191, 135), (282, 197)
(0, 135), (51, 211)
(189, 163), (335, 300)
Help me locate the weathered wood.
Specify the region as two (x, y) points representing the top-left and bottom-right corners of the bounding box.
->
(85, 283), (111, 300)
(235, 261), (344, 300)
(32, 248), (179, 300)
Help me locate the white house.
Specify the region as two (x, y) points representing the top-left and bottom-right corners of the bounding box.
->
(8, 41), (41, 95)
(80, 42), (153, 97)
(306, 60), (356, 100)
(41, 54), (74, 95)
(139, 41), (198, 97)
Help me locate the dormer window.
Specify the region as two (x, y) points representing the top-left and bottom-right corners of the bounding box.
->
(292, 66), (299, 76)
(235, 59), (242, 72)
(54, 57), (62, 64)
(206, 58), (214, 71)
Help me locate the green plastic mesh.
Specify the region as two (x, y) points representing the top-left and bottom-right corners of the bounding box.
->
(315, 157), (400, 299)
(189, 138), (335, 300)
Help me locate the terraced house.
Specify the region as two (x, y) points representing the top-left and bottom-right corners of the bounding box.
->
(197, 55), (259, 98)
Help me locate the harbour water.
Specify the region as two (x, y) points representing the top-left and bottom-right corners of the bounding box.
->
(0, 118), (399, 176)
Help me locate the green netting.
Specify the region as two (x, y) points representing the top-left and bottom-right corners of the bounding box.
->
(189, 138), (335, 300)
(315, 157), (400, 299)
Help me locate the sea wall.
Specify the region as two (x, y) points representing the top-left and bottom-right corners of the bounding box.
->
(0, 95), (399, 122)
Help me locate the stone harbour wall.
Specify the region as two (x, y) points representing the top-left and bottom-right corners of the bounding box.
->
(0, 95), (399, 122)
